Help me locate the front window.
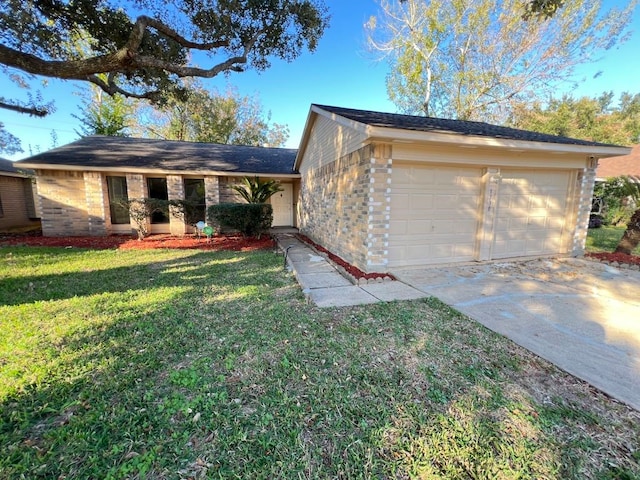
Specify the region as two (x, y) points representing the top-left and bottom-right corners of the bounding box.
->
(184, 178), (206, 224)
(106, 176), (130, 224)
(147, 177), (169, 224)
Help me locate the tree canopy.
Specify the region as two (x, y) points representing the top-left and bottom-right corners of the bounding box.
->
(0, 0), (329, 117)
(509, 92), (640, 146)
(366, 0), (637, 123)
(138, 84), (289, 147)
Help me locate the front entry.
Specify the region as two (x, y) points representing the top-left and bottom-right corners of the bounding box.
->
(271, 183), (293, 227)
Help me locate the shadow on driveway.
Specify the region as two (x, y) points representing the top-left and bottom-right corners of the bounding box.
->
(393, 257), (640, 411)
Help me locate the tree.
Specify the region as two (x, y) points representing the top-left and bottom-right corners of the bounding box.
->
(366, 0), (636, 123)
(613, 179), (640, 255)
(74, 85), (134, 136)
(140, 84), (289, 147)
(0, 123), (22, 155)
(509, 92), (640, 145)
(231, 176), (283, 204)
(0, 0), (329, 117)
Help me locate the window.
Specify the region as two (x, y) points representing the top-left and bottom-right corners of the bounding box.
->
(0, 193), (4, 218)
(183, 178), (206, 224)
(106, 176), (130, 224)
(147, 177), (169, 224)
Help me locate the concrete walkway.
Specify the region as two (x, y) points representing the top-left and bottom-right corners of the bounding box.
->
(273, 233), (426, 308)
(394, 258), (640, 411)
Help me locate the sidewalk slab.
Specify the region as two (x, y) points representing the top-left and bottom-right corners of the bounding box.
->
(362, 282), (428, 302)
(309, 286), (379, 308)
(297, 272), (352, 289)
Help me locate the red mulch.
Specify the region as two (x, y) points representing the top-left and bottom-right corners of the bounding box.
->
(296, 234), (395, 281)
(0, 233), (275, 252)
(586, 251), (640, 266)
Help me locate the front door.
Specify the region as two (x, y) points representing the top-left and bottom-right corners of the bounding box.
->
(271, 183), (293, 227)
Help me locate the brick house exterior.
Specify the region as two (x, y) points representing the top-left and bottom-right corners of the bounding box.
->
(16, 106), (630, 272)
(16, 137), (298, 237)
(0, 158), (39, 231)
(295, 105), (630, 273)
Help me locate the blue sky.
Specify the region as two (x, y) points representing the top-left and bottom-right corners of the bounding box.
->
(3, 0), (639, 160)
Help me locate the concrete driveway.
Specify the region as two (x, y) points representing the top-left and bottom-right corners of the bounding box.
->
(393, 258), (640, 411)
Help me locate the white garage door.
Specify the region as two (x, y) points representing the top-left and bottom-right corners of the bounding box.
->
(388, 165), (482, 267)
(492, 170), (571, 258)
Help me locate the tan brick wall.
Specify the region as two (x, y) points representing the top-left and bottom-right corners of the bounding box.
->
(167, 174), (186, 235)
(0, 176), (35, 230)
(36, 170), (89, 236)
(83, 172), (110, 236)
(298, 144), (392, 273)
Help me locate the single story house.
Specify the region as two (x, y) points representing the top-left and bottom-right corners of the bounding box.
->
(15, 136), (298, 237)
(16, 105), (630, 273)
(0, 158), (39, 231)
(595, 144), (640, 182)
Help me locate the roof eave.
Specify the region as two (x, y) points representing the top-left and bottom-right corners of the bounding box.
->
(368, 126), (632, 157)
(15, 163), (300, 178)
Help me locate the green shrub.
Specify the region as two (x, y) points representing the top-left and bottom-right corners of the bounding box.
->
(207, 203), (273, 238)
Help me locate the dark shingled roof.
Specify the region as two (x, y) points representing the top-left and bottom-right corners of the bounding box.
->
(315, 104), (618, 147)
(0, 157), (29, 175)
(16, 136), (298, 174)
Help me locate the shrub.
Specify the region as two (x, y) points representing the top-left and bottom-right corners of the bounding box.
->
(207, 203), (273, 238)
(112, 198), (169, 240)
(169, 199), (206, 227)
(589, 214), (603, 229)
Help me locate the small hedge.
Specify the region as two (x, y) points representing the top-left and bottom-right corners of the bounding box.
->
(207, 203), (273, 238)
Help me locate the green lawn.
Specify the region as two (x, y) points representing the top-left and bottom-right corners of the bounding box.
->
(1, 246), (639, 479)
(586, 225), (640, 254)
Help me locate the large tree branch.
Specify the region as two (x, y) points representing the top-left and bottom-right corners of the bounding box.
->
(0, 100), (49, 117)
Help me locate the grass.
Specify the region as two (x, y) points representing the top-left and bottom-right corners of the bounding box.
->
(1, 246), (639, 479)
(586, 225), (640, 254)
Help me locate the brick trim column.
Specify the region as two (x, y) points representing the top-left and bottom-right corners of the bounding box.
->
(571, 162), (597, 256)
(167, 174), (186, 236)
(84, 172), (109, 236)
(126, 173), (148, 238)
(366, 143), (392, 271)
(204, 176), (220, 223)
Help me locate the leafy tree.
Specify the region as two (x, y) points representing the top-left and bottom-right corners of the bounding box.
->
(74, 85), (133, 136)
(0, 0), (329, 118)
(509, 92), (640, 145)
(366, 0), (636, 123)
(140, 84), (289, 146)
(231, 176), (283, 204)
(0, 123), (22, 155)
(613, 179), (640, 255)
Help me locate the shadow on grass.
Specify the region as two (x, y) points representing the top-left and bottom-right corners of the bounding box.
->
(1, 248), (637, 479)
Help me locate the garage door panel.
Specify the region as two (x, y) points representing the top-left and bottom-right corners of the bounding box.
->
(492, 170), (570, 259)
(389, 165), (482, 267)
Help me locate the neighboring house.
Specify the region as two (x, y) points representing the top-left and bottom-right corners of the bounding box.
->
(15, 105), (631, 273)
(0, 158), (39, 231)
(294, 105), (629, 273)
(15, 136), (298, 237)
(595, 144), (640, 182)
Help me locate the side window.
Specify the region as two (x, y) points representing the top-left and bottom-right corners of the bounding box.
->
(106, 176), (130, 224)
(0, 193), (4, 217)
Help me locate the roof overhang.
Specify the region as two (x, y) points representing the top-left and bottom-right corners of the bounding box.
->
(14, 163), (301, 179)
(369, 126), (631, 158)
(0, 171), (31, 179)
(295, 105), (631, 167)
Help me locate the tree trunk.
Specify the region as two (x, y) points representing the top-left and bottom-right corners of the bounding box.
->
(614, 208), (640, 255)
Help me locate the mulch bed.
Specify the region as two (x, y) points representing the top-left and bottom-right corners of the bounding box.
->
(296, 234), (395, 281)
(0, 233), (275, 252)
(585, 251), (640, 267)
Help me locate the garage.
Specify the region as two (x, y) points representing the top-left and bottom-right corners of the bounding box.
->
(388, 165), (576, 268)
(388, 164), (483, 267)
(492, 170), (573, 259)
